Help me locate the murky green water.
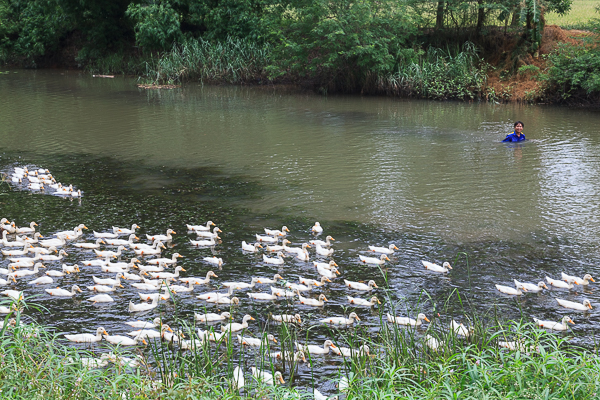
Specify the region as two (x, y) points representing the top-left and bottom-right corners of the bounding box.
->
(1, 70), (600, 389)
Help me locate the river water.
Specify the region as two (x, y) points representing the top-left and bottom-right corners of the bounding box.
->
(1, 70), (600, 389)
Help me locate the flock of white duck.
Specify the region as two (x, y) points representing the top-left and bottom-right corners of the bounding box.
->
(6, 166), (82, 197)
(0, 182), (596, 397)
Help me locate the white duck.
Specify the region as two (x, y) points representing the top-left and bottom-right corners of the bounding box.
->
(269, 351), (307, 362)
(81, 256), (114, 267)
(1, 243), (32, 256)
(88, 294), (115, 303)
(271, 314), (302, 324)
(422, 260), (452, 273)
(39, 235), (68, 248)
(310, 235), (335, 247)
(56, 225), (87, 238)
(38, 249), (69, 261)
(147, 253), (182, 265)
(129, 296), (160, 312)
(241, 241), (262, 252)
(254, 274), (283, 284)
(296, 249), (310, 262)
(94, 246), (125, 259)
(133, 243), (165, 257)
(320, 312), (361, 326)
(263, 252), (285, 265)
(425, 334), (443, 351)
(221, 314), (255, 332)
(146, 229), (176, 242)
(387, 313), (430, 326)
(130, 239), (163, 251)
(113, 224), (140, 235)
(451, 320), (473, 337)
(256, 231), (282, 243)
(269, 287), (295, 298)
(45, 285), (82, 297)
(561, 272), (595, 286)
(148, 266), (186, 280)
(104, 234), (138, 246)
(264, 226), (289, 236)
(127, 324), (172, 339)
(296, 339), (336, 355)
(46, 270), (65, 277)
(247, 292), (278, 301)
(313, 260), (338, 270)
(359, 254), (389, 265)
(179, 271), (218, 285)
(196, 286), (234, 300)
(93, 273), (125, 287)
(125, 317), (162, 328)
(186, 221), (215, 231)
(195, 227), (221, 238)
(347, 296), (381, 307)
(556, 298), (592, 311)
(316, 244), (334, 257)
(86, 283), (121, 293)
(206, 296), (240, 305)
(316, 265), (340, 279)
(64, 327), (108, 343)
(495, 282), (527, 295)
(202, 257), (223, 267)
(283, 281), (311, 292)
(533, 316), (574, 331)
(251, 367), (285, 385)
(15, 222), (38, 234)
(195, 312), (231, 323)
(28, 276), (53, 285)
(369, 244), (399, 254)
(546, 276), (577, 289)
(103, 334), (147, 346)
(343, 279), (378, 291)
(311, 222), (323, 234)
(238, 334), (277, 347)
(299, 276), (331, 287)
(232, 366), (244, 391)
(61, 264), (80, 276)
(332, 344), (370, 358)
(12, 263), (46, 277)
(165, 281), (196, 293)
(297, 292), (328, 306)
(514, 279), (548, 292)
(1, 290), (23, 301)
(223, 277), (260, 290)
(266, 239), (291, 252)
(190, 238), (217, 246)
(73, 239), (105, 249)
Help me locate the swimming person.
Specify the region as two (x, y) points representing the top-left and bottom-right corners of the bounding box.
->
(502, 121), (525, 142)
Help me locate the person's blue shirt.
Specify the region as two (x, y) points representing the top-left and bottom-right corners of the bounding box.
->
(502, 131), (526, 142)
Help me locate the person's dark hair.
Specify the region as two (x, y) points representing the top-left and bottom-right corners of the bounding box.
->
(514, 121), (524, 128)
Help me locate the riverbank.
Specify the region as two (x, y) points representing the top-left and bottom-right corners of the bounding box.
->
(3, 297), (600, 400)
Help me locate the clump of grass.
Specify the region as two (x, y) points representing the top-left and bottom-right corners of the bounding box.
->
(140, 37), (272, 85)
(381, 42), (488, 100)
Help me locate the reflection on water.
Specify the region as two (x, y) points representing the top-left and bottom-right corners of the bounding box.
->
(1, 70), (600, 387)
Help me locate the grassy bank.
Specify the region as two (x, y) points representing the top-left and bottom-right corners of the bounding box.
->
(546, 0), (600, 30)
(2, 292), (600, 400)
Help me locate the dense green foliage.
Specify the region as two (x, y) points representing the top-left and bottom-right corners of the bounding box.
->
(2, 0), (600, 102)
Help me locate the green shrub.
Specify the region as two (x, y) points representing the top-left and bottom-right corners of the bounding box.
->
(547, 41), (600, 98)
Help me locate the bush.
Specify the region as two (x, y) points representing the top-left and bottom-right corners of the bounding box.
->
(267, 0), (418, 92)
(546, 41), (600, 99)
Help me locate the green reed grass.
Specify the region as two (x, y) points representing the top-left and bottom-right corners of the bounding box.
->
(381, 42), (488, 100)
(140, 37), (271, 85)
